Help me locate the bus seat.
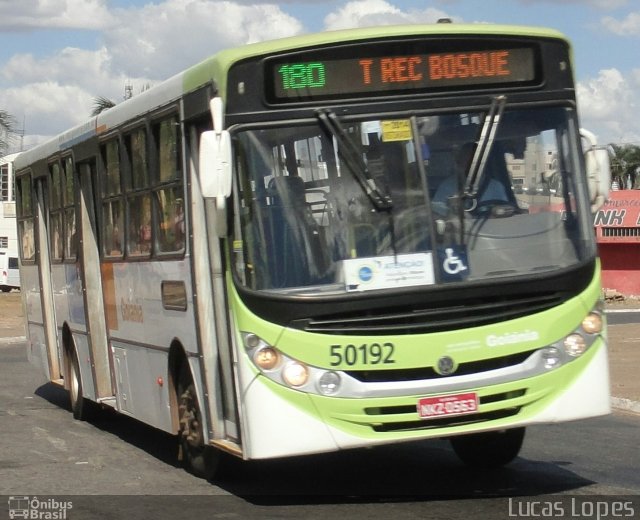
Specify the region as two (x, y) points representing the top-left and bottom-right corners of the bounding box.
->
(266, 176), (327, 288)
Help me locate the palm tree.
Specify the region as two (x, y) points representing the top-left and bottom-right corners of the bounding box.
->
(609, 144), (640, 189)
(91, 96), (116, 116)
(0, 109), (16, 155)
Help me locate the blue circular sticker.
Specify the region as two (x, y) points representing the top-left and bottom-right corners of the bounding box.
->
(358, 266), (373, 282)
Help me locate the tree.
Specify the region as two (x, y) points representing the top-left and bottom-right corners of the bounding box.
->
(0, 109), (16, 155)
(90, 96), (116, 116)
(609, 144), (640, 189)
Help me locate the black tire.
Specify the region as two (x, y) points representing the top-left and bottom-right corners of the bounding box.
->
(177, 363), (221, 480)
(450, 427), (525, 468)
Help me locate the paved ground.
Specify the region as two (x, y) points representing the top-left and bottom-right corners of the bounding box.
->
(607, 320), (640, 405)
(1, 291), (638, 406)
(0, 291), (24, 339)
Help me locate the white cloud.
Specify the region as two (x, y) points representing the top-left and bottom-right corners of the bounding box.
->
(5, 47), (107, 87)
(2, 0), (640, 151)
(324, 0), (451, 30)
(577, 68), (640, 144)
(602, 11), (640, 37)
(0, 82), (94, 136)
(0, 0), (304, 145)
(106, 0), (303, 79)
(0, 46), (153, 131)
(515, 0), (628, 8)
(0, 0), (116, 30)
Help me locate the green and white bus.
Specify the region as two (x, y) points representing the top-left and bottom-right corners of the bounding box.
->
(15, 23), (612, 477)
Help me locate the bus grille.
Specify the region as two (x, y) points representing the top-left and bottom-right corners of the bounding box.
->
(370, 408), (522, 433)
(294, 292), (564, 335)
(345, 351), (535, 383)
(363, 390), (526, 433)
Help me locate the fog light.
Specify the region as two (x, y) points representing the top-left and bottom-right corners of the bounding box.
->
(318, 371), (341, 395)
(582, 312), (603, 335)
(254, 347), (279, 370)
(564, 333), (587, 357)
(541, 347), (561, 370)
(244, 333), (260, 349)
(283, 362), (309, 387)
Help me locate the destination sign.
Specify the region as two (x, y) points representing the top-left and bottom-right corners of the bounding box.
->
(268, 46), (537, 101)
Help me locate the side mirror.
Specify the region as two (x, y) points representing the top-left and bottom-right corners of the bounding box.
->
(199, 97), (232, 236)
(580, 129), (611, 212)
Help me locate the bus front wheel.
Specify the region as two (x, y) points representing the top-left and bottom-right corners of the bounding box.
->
(177, 365), (221, 480)
(450, 427), (525, 468)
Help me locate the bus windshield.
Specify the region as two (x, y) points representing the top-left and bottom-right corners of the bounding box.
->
(232, 106), (593, 295)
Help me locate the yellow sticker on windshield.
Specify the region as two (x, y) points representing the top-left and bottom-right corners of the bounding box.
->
(381, 120), (412, 142)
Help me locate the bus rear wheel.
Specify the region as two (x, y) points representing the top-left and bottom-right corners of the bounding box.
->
(177, 366), (221, 480)
(450, 427), (525, 468)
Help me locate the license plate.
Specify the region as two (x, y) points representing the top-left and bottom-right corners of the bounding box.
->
(417, 392), (479, 419)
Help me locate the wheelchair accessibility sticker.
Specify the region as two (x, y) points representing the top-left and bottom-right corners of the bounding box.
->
(437, 246), (469, 281)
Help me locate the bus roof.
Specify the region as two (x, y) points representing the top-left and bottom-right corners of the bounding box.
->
(184, 24), (568, 96)
(15, 23), (568, 171)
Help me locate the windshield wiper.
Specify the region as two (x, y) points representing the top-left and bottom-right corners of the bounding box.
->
(317, 109), (393, 212)
(464, 95), (507, 198)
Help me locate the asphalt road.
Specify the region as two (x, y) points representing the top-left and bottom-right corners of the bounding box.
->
(1, 341), (639, 520)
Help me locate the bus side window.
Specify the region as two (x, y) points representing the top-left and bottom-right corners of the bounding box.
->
(17, 175), (35, 262)
(49, 162), (64, 261)
(128, 193), (152, 256)
(156, 189), (184, 252)
(103, 200), (124, 256)
(154, 116), (185, 254)
(63, 156), (77, 260)
(101, 139), (124, 258)
(125, 127), (152, 258)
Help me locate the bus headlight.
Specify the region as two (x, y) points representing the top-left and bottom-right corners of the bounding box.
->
(254, 347), (279, 370)
(564, 333), (587, 357)
(582, 312), (603, 335)
(283, 362), (309, 387)
(244, 333), (261, 349)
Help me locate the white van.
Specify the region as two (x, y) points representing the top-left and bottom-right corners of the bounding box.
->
(0, 251), (20, 292)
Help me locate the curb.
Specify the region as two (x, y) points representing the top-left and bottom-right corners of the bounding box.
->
(0, 335), (26, 346)
(611, 397), (640, 415)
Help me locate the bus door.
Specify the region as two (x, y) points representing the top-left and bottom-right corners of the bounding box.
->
(33, 177), (61, 380)
(188, 124), (240, 446)
(76, 160), (114, 401)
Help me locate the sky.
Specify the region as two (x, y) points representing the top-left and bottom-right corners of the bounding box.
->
(0, 0), (639, 154)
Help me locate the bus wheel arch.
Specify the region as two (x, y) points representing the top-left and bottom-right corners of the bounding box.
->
(169, 342), (221, 480)
(168, 341), (187, 435)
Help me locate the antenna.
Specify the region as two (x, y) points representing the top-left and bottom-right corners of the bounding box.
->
(19, 116), (25, 152)
(124, 81), (133, 100)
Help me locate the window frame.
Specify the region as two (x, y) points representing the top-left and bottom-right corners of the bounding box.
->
(48, 160), (65, 263)
(100, 135), (125, 259)
(16, 172), (36, 264)
(98, 108), (185, 262)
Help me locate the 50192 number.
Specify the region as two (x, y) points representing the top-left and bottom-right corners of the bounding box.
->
(329, 343), (395, 367)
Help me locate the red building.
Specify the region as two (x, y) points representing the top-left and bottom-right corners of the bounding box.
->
(595, 191), (640, 296)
